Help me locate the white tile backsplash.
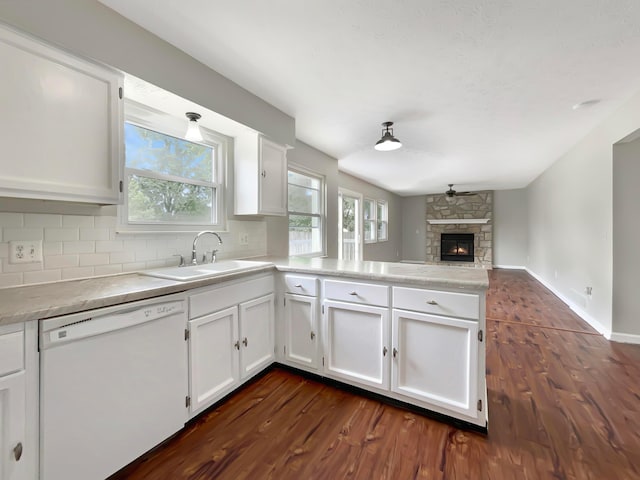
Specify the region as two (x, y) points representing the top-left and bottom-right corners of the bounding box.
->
(0, 214), (268, 287)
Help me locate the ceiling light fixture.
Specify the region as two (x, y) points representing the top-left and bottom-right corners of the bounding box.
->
(185, 112), (203, 142)
(374, 121), (402, 151)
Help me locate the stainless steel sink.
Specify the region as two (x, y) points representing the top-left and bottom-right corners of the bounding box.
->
(140, 260), (271, 281)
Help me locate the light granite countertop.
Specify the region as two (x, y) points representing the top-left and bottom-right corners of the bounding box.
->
(0, 258), (488, 326)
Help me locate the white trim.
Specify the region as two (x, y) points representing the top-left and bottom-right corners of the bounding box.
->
(493, 265), (526, 270)
(609, 332), (640, 344)
(427, 218), (490, 224)
(525, 268), (611, 338)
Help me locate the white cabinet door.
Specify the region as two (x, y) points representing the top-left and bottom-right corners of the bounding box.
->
(239, 294), (275, 379)
(258, 136), (287, 215)
(0, 25), (123, 204)
(324, 300), (390, 390)
(188, 306), (240, 416)
(284, 293), (319, 370)
(0, 371), (26, 480)
(391, 309), (479, 419)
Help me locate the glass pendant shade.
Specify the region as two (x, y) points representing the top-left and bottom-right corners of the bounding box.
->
(185, 112), (203, 142)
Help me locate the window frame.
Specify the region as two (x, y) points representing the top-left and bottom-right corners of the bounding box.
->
(363, 197), (377, 244)
(377, 199), (388, 242)
(287, 165), (326, 257)
(118, 100), (227, 233)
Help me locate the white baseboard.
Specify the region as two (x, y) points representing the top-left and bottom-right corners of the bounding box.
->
(493, 265), (526, 270)
(609, 332), (640, 344)
(524, 268), (612, 338)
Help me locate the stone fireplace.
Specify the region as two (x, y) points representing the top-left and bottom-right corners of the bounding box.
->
(425, 191), (493, 268)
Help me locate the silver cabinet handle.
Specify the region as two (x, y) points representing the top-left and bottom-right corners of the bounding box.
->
(294, 284), (303, 288)
(426, 300), (438, 305)
(393, 348), (398, 358)
(349, 291), (358, 296)
(242, 337), (248, 347)
(383, 346), (388, 356)
(310, 331), (316, 340)
(234, 340), (240, 350)
(261, 170), (267, 178)
(13, 442), (22, 462)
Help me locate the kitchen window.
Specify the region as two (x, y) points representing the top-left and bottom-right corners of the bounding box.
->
(120, 101), (226, 232)
(364, 198), (377, 243)
(288, 168), (325, 256)
(377, 200), (388, 241)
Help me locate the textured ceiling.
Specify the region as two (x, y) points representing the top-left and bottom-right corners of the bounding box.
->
(101, 0), (640, 196)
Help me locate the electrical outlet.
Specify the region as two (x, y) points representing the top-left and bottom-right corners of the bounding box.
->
(9, 240), (43, 264)
(239, 233), (249, 246)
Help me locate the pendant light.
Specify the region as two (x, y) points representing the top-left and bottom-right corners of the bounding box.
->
(374, 121), (402, 151)
(185, 112), (203, 142)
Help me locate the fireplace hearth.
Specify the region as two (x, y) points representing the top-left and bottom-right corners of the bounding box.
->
(441, 233), (474, 262)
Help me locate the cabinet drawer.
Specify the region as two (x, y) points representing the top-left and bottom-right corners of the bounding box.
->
(190, 275), (274, 319)
(393, 286), (479, 320)
(324, 279), (389, 307)
(0, 329), (24, 376)
(284, 274), (318, 296)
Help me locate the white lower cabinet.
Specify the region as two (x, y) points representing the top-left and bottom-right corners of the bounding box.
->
(188, 307), (240, 415)
(391, 309), (479, 419)
(239, 294), (275, 379)
(0, 372), (26, 480)
(323, 300), (390, 390)
(187, 275), (275, 418)
(283, 293), (319, 370)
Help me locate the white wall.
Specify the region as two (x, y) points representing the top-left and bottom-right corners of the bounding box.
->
(612, 135), (640, 339)
(266, 141), (339, 258)
(0, 0), (294, 146)
(338, 173), (402, 262)
(493, 189), (528, 268)
(401, 196), (427, 262)
(527, 89), (640, 337)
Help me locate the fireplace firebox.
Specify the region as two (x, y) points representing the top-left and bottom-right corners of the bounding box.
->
(441, 233), (474, 262)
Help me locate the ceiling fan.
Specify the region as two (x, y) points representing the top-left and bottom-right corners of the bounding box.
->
(445, 184), (477, 198)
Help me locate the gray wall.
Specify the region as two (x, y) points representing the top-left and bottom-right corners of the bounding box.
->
(493, 189), (528, 267)
(0, 0), (294, 146)
(612, 136), (640, 337)
(401, 196), (427, 262)
(527, 89), (640, 337)
(338, 173), (402, 262)
(267, 141), (339, 258)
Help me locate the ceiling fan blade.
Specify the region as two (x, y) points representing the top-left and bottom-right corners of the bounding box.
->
(456, 191), (476, 196)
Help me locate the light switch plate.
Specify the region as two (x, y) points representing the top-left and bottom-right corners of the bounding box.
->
(9, 240), (43, 264)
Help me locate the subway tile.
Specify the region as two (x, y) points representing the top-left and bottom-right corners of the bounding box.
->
(109, 251), (135, 264)
(79, 228), (110, 241)
(24, 214), (62, 228)
(94, 216), (117, 228)
(79, 253), (110, 267)
(94, 264), (123, 276)
(63, 215), (94, 228)
(43, 242), (63, 256)
(121, 262), (146, 273)
(0, 272), (22, 288)
(145, 259), (168, 269)
(0, 243), (7, 258)
(63, 241), (95, 254)
(95, 240), (123, 253)
(0, 213), (23, 228)
(24, 269), (62, 285)
(3, 228), (44, 242)
(44, 255), (79, 269)
(135, 250), (157, 262)
(2, 260), (43, 273)
(45, 228), (79, 242)
(123, 240), (147, 251)
(61, 266), (94, 280)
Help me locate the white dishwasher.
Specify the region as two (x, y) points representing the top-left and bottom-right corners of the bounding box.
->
(39, 294), (189, 480)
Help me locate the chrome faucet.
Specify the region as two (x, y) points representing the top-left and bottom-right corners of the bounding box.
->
(191, 231), (223, 265)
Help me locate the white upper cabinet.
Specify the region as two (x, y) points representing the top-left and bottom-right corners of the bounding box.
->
(234, 133), (287, 216)
(0, 25), (123, 204)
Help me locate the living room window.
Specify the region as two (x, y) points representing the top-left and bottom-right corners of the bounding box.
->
(120, 101), (226, 232)
(377, 200), (388, 241)
(288, 167), (325, 256)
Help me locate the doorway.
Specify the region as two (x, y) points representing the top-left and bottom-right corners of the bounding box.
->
(338, 189), (363, 261)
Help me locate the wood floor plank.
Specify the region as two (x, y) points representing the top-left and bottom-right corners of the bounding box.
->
(111, 269), (640, 480)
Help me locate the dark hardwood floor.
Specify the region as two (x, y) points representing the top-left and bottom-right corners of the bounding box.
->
(112, 269), (640, 480)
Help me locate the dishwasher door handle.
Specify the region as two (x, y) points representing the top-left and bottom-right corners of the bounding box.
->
(43, 300), (185, 347)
